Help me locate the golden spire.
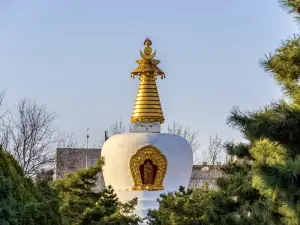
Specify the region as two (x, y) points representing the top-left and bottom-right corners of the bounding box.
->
(130, 38), (165, 124)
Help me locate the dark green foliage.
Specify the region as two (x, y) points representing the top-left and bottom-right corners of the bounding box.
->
(0, 148), (61, 225)
(215, 143), (283, 225)
(0, 170), (18, 225)
(226, 102), (300, 224)
(0, 147), (139, 225)
(279, 0), (300, 18)
(224, 1), (300, 224)
(147, 144), (282, 224)
(53, 158), (140, 225)
(147, 185), (217, 225)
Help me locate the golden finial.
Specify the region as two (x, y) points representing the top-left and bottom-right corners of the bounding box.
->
(140, 37), (156, 60)
(130, 38), (165, 125)
(144, 37), (152, 46)
(131, 38), (165, 79)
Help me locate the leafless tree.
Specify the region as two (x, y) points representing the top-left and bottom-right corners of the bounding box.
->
(93, 143), (102, 148)
(166, 122), (200, 153)
(57, 132), (79, 149)
(0, 90), (10, 119)
(95, 119), (132, 147)
(0, 90), (11, 149)
(198, 135), (225, 188)
(109, 119), (125, 135)
(4, 98), (60, 176)
(109, 118), (134, 135)
(0, 98), (76, 177)
(203, 134), (224, 165)
(109, 119), (127, 135)
(128, 123), (134, 132)
(0, 91), (6, 120)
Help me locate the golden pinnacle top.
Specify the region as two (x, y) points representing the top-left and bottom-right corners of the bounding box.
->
(130, 38), (165, 124)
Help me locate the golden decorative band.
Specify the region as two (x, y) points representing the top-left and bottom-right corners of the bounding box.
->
(136, 93), (159, 97)
(137, 89), (159, 93)
(133, 109), (163, 113)
(135, 96), (160, 101)
(130, 117), (165, 124)
(133, 105), (162, 109)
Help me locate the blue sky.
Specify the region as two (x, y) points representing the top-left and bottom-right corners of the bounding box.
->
(0, 1), (298, 156)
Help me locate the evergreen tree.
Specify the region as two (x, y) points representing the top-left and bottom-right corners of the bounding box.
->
(147, 144), (282, 225)
(147, 185), (218, 225)
(211, 143), (283, 225)
(0, 147), (61, 224)
(0, 170), (18, 225)
(53, 158), (140, 225)
(225, 1), (300, 224)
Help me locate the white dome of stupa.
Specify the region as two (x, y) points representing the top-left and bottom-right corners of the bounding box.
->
(101, 38), (193, 222)
(101, 132), (193, 217)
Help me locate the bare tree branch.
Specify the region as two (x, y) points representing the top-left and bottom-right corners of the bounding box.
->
(4, 98), (59, 176)
(128, 123), (134, 133)
(0, 90), (5, 120)
(0, 90), (10, 120)
(0, 90), (11, 150)
(166, 122), (200, 154)
(109, 118), (126, 135)
(57, 132), (78, 149)
(108, 118), (133, 136)
(203, 135), (225, 165)
(0, 122), (10, 150)
(0, 98), (75, 177)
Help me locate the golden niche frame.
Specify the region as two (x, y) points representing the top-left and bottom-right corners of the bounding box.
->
(130, 145), (167, 191)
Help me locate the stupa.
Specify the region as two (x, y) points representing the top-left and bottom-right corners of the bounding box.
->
(101, 38), (193, 220)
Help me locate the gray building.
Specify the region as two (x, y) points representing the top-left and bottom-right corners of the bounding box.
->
(188, 164), (223, 189)
(56, 147), (223, 190)
(56, 147), (106, 189)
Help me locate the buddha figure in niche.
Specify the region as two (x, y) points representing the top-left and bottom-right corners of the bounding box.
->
(139, 159), (158, 185)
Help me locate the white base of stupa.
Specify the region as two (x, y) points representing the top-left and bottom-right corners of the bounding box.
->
(101, 132), (193, 223)
(116, 190), (163, 218)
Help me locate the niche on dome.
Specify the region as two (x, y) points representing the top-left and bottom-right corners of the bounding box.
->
(139, 159), (158, 185)
(130, 145), (167, 191)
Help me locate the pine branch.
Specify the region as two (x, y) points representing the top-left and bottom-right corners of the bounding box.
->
(279, 0), (300, 14)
